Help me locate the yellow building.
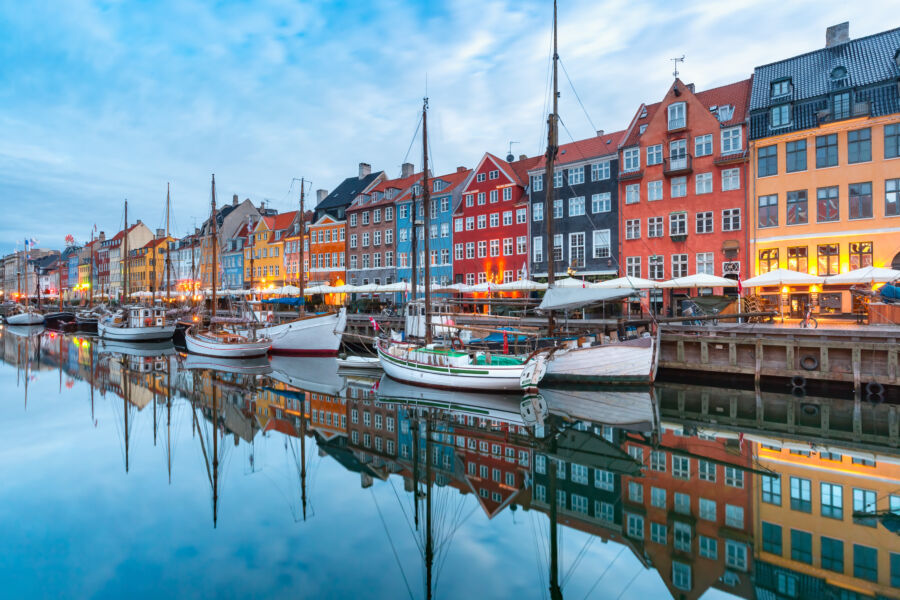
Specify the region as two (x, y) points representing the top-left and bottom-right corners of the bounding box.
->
(748, 24), (900, 315)
(246, 211), (297, 290)
(127, 236), (174, 295)
(753, 443), (900, 598)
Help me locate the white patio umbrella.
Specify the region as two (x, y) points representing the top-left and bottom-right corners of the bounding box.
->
(825, 266), (900, 284)
(551, 276), (591, 288)
(496, 279), (548, 291)
(592, 276), (658, 289)
(281, 284), (302, 295)
(468, 282), (496, 293)
(657, 273), (738, 289)
(329, 284), (357, 293)
(741, 268), (824, 287)
(353, 284), (378, 293)
(376, 282), (410, 293)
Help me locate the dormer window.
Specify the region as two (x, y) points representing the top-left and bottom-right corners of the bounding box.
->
(717, 104), (735, 122)
(667, 102), (686, 130)
(433, 180), (445, 192)
(639, 124), (648, 135)
(770, 79), (791, 99)
(830, 66), (847, 81)
(640, 106), (648, 119)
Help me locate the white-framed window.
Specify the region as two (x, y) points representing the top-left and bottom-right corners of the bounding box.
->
(668, 102), (686, 129)
(439, 223), (448, 238)
(672, 254), (688, 278)
(722, 126), (742, 153)
(671, 176), (687, 198)
(533, 236), (543, 263)
(488, 169), (499, 180)
(502, 210), (513, 226)
(696, 211), (714, 233)
(454, 218), (463, 232)
(625, 219), (641, 240)
(466, 273), (474, 285)
(454, 244), (463, 261)
(532, 174), (543, 191)
(623, 147), (640, 172)
(489, 189), (498, 203)
(464, 217), (474, 231)
(626, 513), (644, 539)
(568, 166), (584, 185)
(373, 230), (381, 245)
(625, 184), (640, 204)
(362, 232), (370, 247)
(516, 236), (527, 254)
(647, 216), (664, 238)
(628, 481), (643, 502)
(699, 536), (718, 559)
(399, 204), (408, 219)
(477, 215), (486, 229)
(465, 194), (473, 207)
(362, 211), (370, 225)
(695, 172), (713, 194)
(591, 193), (610, 213)
(516, 208), (526, 223)
(553, 199), (563, 219)
(503, 187), (512, 201)
(532, 202), (543, 221)
(569, 196), (585, 216)
(647, 180), (663, 201)
(697, 252), (714, 274)
(477, 241), (486, 258)
(552, 234), (563, 261)
(649, 255), (664, 280)
(553, 169), (563, 188)
(650, 521), (667, 544)
(669, 212), (687, 235)
(674, 521), (692, 551)
(489, 240), (499, 257)
(626, 256), (641, 278)
(725, 540), (748, 571)
(722, 168), (740, 191)
(672, 561), (691, 591)
(569, 232), (585, 268)
(647, 144), (663, 165)
(349, 234), (358, 249)
(596, 501), (614, 522)
(489, 213), (499, 228)
(695, 134), (713, 157)
(476, 173), (486, 183)
(700, 498), (717, 521)
(373, 208), (381, 223)
(591, 161), (610, 180)
(503, 238), (513, 256)
(477, 192), (485, 205)
(592, 230), (610, 258)
(723, 208), (741, 231)
(725, 504), (744, 528)
(725, 467), (744, 488)
(465, 242), (474, 259)
(651, 486), (666, 508)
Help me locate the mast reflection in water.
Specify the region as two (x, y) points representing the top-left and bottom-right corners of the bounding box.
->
(1, 328), (898, 599)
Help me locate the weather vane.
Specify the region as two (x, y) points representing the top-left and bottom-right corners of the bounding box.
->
(671, 55), (685, 78)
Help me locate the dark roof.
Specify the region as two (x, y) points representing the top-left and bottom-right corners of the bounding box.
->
(316, 171), (384, 212)
(750, 27), (900, 111)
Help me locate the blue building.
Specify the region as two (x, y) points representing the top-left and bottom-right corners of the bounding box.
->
(395, 167), (471, 300)
(222, 222), (248, 289)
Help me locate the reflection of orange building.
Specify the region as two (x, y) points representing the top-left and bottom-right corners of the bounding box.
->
(753, 443), (900, 598)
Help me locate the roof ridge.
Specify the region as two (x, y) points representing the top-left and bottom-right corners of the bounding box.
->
(754, 26), (900, 70)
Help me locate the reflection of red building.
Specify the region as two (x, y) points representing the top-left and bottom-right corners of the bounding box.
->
(345, 385), (399, 476)
(453, 153), (538, 287)
(620, 428), (754, 599)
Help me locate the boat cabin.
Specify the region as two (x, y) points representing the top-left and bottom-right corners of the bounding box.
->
(404, 301), (456, 338)
(125, 306), (167, 328)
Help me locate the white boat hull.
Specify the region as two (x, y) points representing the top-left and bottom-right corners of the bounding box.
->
(376, 340), (529, 391)
(541, 388), (655, 431)
(539, 337), (655, 385)
(185, 332), (271, 358)
(256, 308), (346, 356)
(7, 312), (44, 325)
(98, 321), (176, 341)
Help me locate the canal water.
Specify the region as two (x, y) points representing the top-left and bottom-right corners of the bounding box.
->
(1, 326), (898, 599)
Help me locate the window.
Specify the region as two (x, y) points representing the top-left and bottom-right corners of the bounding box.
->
(623, 147), (640, 172)
(625, 184), (640, 204)
(815, 186), (839, 222)
(628, 481), (643, 503)
(503, 238), (513, 256)
(699, 536), (718, 560)
(570, 463), (588, 485)
(672, 455), (690, 479)
(758, 145), (777, 177)
(820, 482), (843, 519)
(696, 252), (714, 275)
(821, 537), (844, 573)
(349, 213), (357, 227)
(362, 211), (370, 225)
(762, 522), (782, 555)
(477, 215), (486, 229)
(502, 211), (513, 226)
(649, 255), (664, 280)
(786, 190), (808, 225)
(489, 239), (499, 257)
(668, 102), (686, 129)
(532, 202), (543, 222)
(592, 230), (610, 259)
(650, 522), (667, 544)
(454, 244), (463, 261)
(626, 513), (644, 539)
(533, 236), (543, 263)
(790, 477), (811, 512)
(886, 178), (900, 216)
(464, 194), (474, 207)
(726, 541), (748, 571)
(722, 126), (742, 153)
(651, 486), (666, 508)
(853, 488), (877, 527)
(850, 241), (873, 270)
(817, 244), (839, 276)
(477, 241), (486, 258)
(696, 211), (713, 234)
(671, 176), (687, 198)
(626, 256), (641, 277)
(516, 208), (526, 223)
(650, 450), (665, 471)
(698, 460), (715, 482)
(489, 213), (499, 228)
(553, 199), (563, 219)
(591, 161), (610, 180)
(594, 468), (614, 491)
(854, 545), (878, 582)
(699, 498), (716, 521)
(816, 134), (838, 168)
(771, 79), (791, 97)
(758, 194), (778, 227)
(596, 501), (614, 523)
(776, 573), (798, 597)
(720, 168), (740, 191)
(849, 182), (873, 219)
(833, 91), (851, 119)
(373, 230), (381, 245)
(568, 196), (585, 216)
(771, 104), (791, 127)
(477, 192), (485, 205)
(674, 521), (691, 552)
(695, 172), (712, 194)
(641, 180), (662, 203)
(722, 208), (741, 232)
(647, 216), (663, 238)
(516, 236), (527, 254)
(591, 193), (611, 212)
(674, 492), (690, 515)
(787, 246), (807, 272)
(725, 504), (744, 528)
(886, 123), (900, 159)
(846, 128), (873, 164)
(791, 529), (812, 564)
(669, 212), (686, 236)
(672, 562), (691, 592)
(784, 139), (807, 173)
(695, 134), (712, 157)
(646, 144), (663, 165)
(532, 174), (543, 191)
(568, 166), (584, 185)
(569, 233), (585, 268)
(892, 552), (900, 588)
(490, 189), (498, 203)
(627, 446), (643, 463)
(625, 219), (640, 240)
(553, 170), (563, 188)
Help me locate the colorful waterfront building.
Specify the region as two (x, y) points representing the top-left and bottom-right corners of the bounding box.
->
(748, 23), (900, 316)
(314, 163), (384, 222)
(247, 211), (298, 291)
(453, 153), (536, 289)
(222, 221), (250, 290)
(528, 132), (623, 282)
(126, 233), (173, 295)
(396, 166), (471, 292)
(618, 78), (751, 313)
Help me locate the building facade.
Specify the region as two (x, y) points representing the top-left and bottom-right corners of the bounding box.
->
(306, 214), (345, 287)
(247, 211), (297, 290)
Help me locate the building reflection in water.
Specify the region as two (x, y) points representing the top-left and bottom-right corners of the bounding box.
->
(3, 328), (899, 600)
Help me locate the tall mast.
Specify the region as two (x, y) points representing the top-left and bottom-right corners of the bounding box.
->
(299, 178), (306, 313)
(90, 230), (95, 307)
(124, 360), (130, 473)
(411, 191), (418, 303)
(422, 97), (432, 345)
(248, 215), (255, 301)
(210, 175), (218, 321)
(124, 200), (130, 304)
(548, 433), (562, 600)
(424, 410), (433, 600)
(58, 255), (62, 310)
(543, 0), (560, 336)
(166, 182), (172, 302)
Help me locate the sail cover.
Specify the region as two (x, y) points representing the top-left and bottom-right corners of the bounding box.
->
(538, 287), (637, 311)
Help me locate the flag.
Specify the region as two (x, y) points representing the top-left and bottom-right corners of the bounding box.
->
(502, 331), (509, 354)
(29, 238), (38, 246)
(371, 379), (380, 392)
(369, 316), (380, 331)
(737, 277), (743, 295)
(738, 432), (745, 452)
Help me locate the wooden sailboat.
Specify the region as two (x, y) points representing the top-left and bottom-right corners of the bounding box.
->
(376, 99), (545, 391)
(185, 175), (271, 358)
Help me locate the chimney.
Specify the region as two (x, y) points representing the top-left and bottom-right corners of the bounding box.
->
(232, 194), (238, 206)
(316, 189), (328, 204)
(260, 201), (265, 211)
(135, 219), (142, 225)
(596, 130), (605, 137)
(826, 22), (850, 48)
(686, 83), (695, 93)
(401, 162), (415, 178)
(156, 228), (164, 239)
(358, 162), (372, 179)
(457, 166), (466, 173)
(99, 231), (106, 242)
(519, 154), (527, 161)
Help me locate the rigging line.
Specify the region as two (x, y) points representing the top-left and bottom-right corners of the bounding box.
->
(612, 564), (644, 600)
(389, 477), (424, 553)
(559, 57), (597, 133)
(538, 10), (555, 155)
(528, 510), (549, 600)
(403, 113), (424, 167)
(580, 545), (625, 600)
(562, 532), (595, 586)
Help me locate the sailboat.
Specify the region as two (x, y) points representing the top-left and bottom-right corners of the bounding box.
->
(376, 99), (545, 391)
(8, 241), (44, 325)
(98, 199), (177, 342)
(185, 175), (271, 358)
(253, 177), (347, 356)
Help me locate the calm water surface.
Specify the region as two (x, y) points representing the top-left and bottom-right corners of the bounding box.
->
(1, 326), (898, 599)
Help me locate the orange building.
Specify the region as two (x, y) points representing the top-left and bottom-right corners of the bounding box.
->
(247, 211), (298, 290)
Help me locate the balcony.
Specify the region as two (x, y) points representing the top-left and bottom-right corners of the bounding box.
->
(663, 154), (692, 176)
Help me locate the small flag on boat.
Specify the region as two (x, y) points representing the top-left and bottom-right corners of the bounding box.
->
(370, 316), (380, 331)
(371, 379), (380, 392)
(502, 331), (509, 354)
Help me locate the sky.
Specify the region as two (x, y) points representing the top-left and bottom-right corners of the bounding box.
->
(0, 0), (893, 253)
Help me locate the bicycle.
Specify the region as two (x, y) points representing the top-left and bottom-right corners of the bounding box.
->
(799, 306), (818, 329)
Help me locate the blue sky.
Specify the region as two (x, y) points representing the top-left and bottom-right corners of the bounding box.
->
(0, 0), (891, 252)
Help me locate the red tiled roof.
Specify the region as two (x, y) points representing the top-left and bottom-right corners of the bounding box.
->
(270, 210), (298, 232)
(694, 76), (752, 127)
(530, 130), (625, 170)
(621, 101), (661, 147)
(142, 237), (170, 249)
(508, 155), (541, 186)
(432, 167), (471, 193)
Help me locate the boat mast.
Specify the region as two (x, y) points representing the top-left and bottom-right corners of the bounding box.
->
(543, 0), (559, 336)
(124, 200), (130, 305)
(300, 404), (308, 521)
(210, 175), (218, 321)
(166, 183), (172, 302)
(90, 230), (95, 307)
(58, 254), (62, 311)
(548, 433), (562, 600)
(422, 97), (432, 345)
(299, 178), (306, 314)
(248, 215), (255, 302)
(212, 382), (219, 528)
(124, 359), (130, 473)
(424, 410), (433, 600)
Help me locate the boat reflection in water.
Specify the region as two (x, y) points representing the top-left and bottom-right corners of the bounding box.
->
(1, 330), (898, 600)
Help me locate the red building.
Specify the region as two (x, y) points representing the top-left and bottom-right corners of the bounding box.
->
(452, 153), (538, 288)
(618, 78), (751, 313)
